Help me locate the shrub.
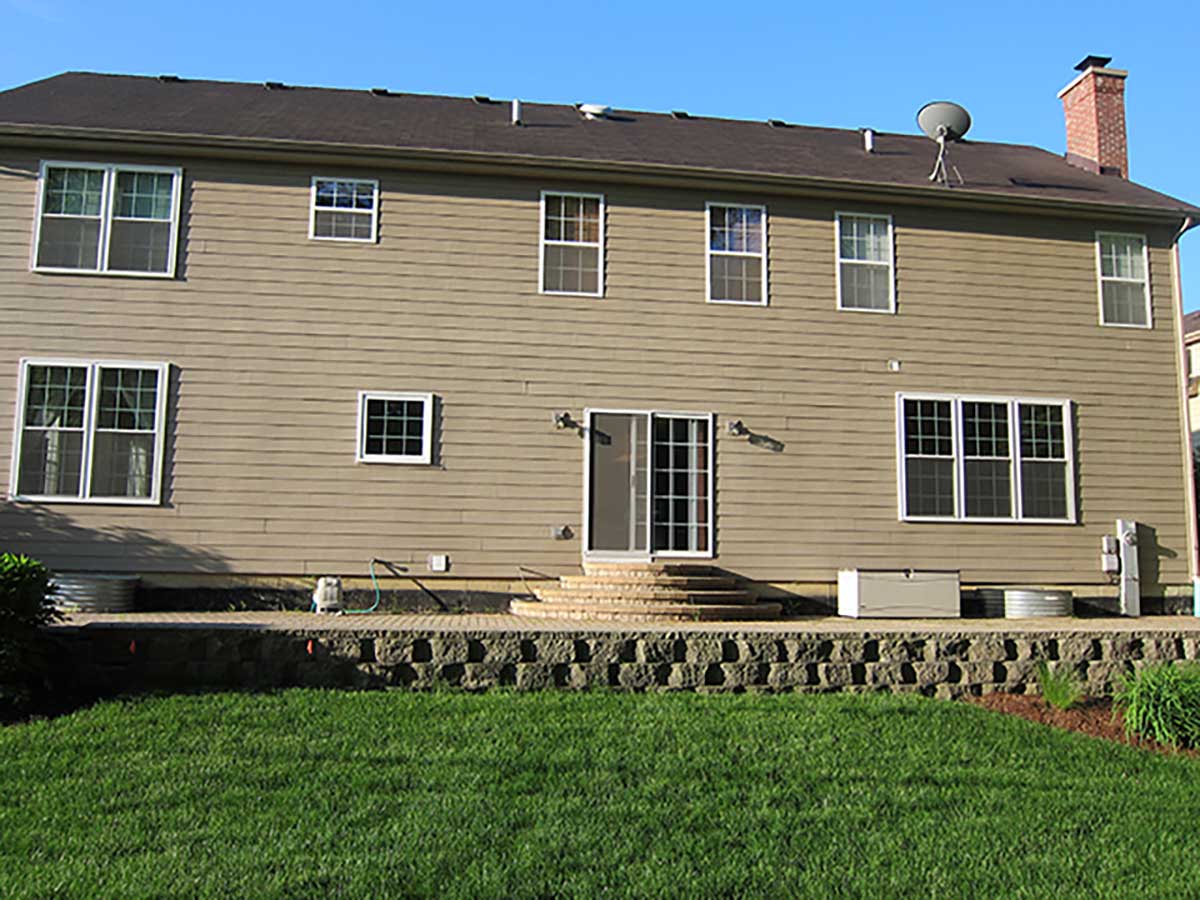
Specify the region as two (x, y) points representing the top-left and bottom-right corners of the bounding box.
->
(1035, 661), (1083, 711)
(0, 553), (56, 631)
(0, 553), (59, 716)
(1113, 662), (1200, 749)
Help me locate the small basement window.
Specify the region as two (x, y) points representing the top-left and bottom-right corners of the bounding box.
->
(34, 162), (183, 277)
(836, 212), (894, 312)
(1097, 232), (1150, 328)
(11, 358), (170, 504)
(310, 178), (379, 242)
(707, 203), (766, 304)
(356, 391), (433, 464)
(540, 191), (604, 296)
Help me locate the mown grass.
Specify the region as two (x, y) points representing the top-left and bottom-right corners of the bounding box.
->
(1, 690), (1198, 898)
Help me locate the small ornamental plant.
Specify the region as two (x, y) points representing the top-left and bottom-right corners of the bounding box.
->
(1113, 662), (1200, 750)
(0, 553), (59, 715)
(1034, 661), (1083, 711)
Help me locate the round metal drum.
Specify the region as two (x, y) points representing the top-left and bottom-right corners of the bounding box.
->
(974, 589), (1006, 618)
(52, 574), (139, 613)
(1004, 589), (1072, 618)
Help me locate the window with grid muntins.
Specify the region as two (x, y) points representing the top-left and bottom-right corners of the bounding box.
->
(837, 213), (893, 311)
(35, 162), (181, 276)
(902, 399), (954, 518)
(707, 204), (765, 304)
(357, 392), (433, 464)
(962, 402), (1012, 518)
(311, 178), (379, 241)
(541, 193), (602, 295)
(13, 360), (167, 502)
(651, 416), (710, 553)
(899, 395), (1073, 522)
(1097, 233), (1149, 327)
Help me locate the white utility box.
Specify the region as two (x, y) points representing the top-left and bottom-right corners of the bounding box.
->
(837, 569), (961, 618)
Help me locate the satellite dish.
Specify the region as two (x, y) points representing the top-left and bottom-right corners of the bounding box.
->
(917, 101), (971, 186)
(917, 101), (972, 142)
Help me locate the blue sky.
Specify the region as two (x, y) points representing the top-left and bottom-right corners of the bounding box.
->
(2, 0), (1199, 308)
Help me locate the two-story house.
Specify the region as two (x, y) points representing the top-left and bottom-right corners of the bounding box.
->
(0, 57), (1195, 612)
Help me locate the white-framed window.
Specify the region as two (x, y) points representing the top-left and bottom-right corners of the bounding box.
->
(706, 203), (767, 305)
(540, 191), (604, 296)
(310, 177), (379, 242)
(356, 391), (433, 465)
(896, 393), (1075, 523)
(10, 358), (169, 504)
(1097, 232), (1151, 328)
(32, 161), (183, 277)
(836, 212), (895, 312)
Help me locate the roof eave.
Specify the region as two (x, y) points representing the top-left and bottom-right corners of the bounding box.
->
(0, 122), (1196, 224)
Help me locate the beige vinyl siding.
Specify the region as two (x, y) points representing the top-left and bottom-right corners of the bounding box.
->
(0, 151), (1190, 590)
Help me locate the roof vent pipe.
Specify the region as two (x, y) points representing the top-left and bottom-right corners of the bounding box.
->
(862, 128), (875, 154)
(511, 98), (521, 126)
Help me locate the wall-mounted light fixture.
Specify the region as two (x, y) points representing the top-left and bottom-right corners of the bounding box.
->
(553, 411), (579, 430)
(727, 419), (749, 436)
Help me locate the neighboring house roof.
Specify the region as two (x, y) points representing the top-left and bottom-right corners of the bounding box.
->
(1183, 310), (1200, 342)
(0, 71), (1197, 221)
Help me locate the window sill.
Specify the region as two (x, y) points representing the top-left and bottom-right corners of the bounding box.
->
(9, 494), (162, 506)
(31, 266), (176, 280)
(838, 304), (896, 314)
(539, 289), (604, 298)
(901, 516), (1075, 525)
(1099, 320), (1153, 330)
(356, 456), (432, 466)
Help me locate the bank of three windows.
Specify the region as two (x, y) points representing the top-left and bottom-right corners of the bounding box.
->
(898, 394), (1074, 523)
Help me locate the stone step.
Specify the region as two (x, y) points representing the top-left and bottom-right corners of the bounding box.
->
(581, 562), (719, 578)
(510, 598), (783, 622)
(533, 588), (759, 605)
(558, 574), (740, 592)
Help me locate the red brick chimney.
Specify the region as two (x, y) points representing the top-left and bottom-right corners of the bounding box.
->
(1058, 55), (1129, 178)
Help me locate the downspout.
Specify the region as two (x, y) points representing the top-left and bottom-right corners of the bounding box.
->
(1169, 216), (1198, 607)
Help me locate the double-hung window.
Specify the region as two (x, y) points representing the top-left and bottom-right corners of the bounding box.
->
(706, 203), (766, 304)
(897, 394), (1074, 522)
(1097, 232), (1150, 328)
(33, 162), (182, 276)
(540, 192), (603, 296)
(11, 359), (169, 504)
(836, 212), (894, 312)
(310, 178), (379, 242)
(356, 392), (434, 464)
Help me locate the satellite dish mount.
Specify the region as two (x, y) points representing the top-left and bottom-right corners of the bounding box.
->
(917, 101), (972, 187)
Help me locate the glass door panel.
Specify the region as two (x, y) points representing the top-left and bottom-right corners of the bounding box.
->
(587, 412), (649, 555)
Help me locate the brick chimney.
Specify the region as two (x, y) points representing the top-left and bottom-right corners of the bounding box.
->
(1058, 55), (1129, 177)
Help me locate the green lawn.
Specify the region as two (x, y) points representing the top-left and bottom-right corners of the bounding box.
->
(1, 691), (1198, 898)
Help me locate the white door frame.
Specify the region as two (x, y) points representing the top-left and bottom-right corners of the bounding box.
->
(582, 407), (716, 562)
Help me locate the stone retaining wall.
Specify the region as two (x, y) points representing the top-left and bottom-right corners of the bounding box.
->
(51, 625), (1200, 699)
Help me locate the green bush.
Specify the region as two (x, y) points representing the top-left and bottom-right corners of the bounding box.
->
(0, 553), (56, 631)
(1035, 661), (1083, 711)
(0, 553), (59, 716)
(1113, 662), (1200, 749)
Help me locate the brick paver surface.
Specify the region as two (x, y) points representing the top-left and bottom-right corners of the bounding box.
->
(53, 611), (1200, 634)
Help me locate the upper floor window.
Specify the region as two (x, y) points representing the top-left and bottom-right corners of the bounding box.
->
(1097, 232), (1150, 328)
(837, 212), (894, 312)
(707, 203), (766, 305)
(10, 359), (169, 504)
(310, 178), (379, 242)
(356, 391), (434, 465)
(540, 192), (603, 296)
(33, 162), (182, 277)
(897, 393), (1074, 523)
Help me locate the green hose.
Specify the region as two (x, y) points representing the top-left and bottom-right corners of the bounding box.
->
(339, 559), (383, 615)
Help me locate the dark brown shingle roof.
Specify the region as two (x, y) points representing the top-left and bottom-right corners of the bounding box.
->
(0, 72), (1196, 219)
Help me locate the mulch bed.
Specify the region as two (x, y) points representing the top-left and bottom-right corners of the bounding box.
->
(968, 693), (1197, 759)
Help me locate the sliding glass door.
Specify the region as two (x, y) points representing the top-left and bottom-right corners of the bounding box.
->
(585, 410), (712, 559)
